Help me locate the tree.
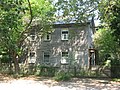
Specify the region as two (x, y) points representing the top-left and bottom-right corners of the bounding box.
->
(0, 0), (55, 74)
(94, 28), (119, 62)
(0, 0), (26, 74)
(98, 0), (120, 78)
(54, 0), (99, 23)
(98, 0), (120, 44)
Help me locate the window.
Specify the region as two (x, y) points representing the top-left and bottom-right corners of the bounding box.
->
(30, 52), (35, 58)
(43, 52), (50, 62)
(61, 52), (69, 64)
(44, 33), (51, 41)
(29, 29), (36, 41)
(29, 52), (36, 63)
(30, 35), (36, 41)
(61, 29), (68, 40)
(62, 52), (68, 57)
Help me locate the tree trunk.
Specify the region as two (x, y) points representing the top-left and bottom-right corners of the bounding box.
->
(9, 60), (13, 74)
(13, 54), (20, 74)
(10, 50), (20, 74)
(0, 59), (1, 70)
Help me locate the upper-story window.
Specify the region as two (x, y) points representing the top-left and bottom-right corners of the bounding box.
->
(61, 29), (69, 40)
(43, 33), (51, 41)
(30, 29), (36, 41)
(30, 35), (36, 41)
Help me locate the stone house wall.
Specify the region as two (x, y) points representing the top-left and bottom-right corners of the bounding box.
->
(27, 23), (94, 69)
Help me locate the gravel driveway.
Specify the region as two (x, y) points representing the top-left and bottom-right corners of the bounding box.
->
(0, 76), (120, 90)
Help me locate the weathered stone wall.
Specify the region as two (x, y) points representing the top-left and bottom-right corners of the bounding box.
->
(35, 23), (94, 69)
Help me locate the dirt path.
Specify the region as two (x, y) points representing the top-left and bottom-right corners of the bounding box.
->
(0, 75), (120, 90)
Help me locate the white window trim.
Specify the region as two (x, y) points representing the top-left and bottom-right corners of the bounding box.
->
(61, 29), (69, 41)
(43, 33), (51, 41)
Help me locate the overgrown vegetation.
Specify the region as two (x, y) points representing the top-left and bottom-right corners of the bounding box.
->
(54, 70), (71, 81)
(94, 0), (120, 78)
(0, 0), (120, 78)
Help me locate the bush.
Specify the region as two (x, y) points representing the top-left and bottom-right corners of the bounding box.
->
(54, 70), (71, 81)
(78, 68), (102, 77)
(38, 66), (56, 77)
(111, 59), (120, 78)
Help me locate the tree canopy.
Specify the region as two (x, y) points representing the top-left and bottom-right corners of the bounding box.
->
(98, 0), (120, 44)
(94, 28), (119, 60)
(0, 0), (55, 73)
(54, 0), (99, 23)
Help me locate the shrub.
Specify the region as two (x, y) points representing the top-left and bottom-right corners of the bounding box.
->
(39, 66), (56, 77)
(111, 59), (120, 78)
(54, 70), (71, 81)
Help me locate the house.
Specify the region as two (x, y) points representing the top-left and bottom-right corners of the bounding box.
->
(27, 21), (96, 70)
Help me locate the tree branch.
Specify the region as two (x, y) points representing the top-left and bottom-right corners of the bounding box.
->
(26, 0), (33, 30)
(18, 0), (33, 47)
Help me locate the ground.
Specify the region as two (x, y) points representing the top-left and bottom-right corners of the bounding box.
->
(0, 74), (120, 90)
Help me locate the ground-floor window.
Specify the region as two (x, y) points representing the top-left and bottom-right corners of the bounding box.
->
(89, 49), (96, 69)
(29, 52), (36, 63)
(43, 52), (50, 63)
(61, 52), (69, 64)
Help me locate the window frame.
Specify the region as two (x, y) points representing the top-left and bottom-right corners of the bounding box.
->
(61, 51), (69, 64)
(43, 52), (50, 63)
(29, 51), (36, 63)
(43, 33), (51, 41)
(30, 52), (35, 58)
(61, 29), (69, 41)
(62, 52), (69, 57)
(30, 35), (36, 41)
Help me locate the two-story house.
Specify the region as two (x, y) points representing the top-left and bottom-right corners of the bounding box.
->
(27, 21), (96, 70)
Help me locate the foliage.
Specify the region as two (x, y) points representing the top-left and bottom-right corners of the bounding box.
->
(98, 0), (120, 44)
(54, 70), (71, 81)
(38, 66), (56, 77)
(111, 59), (120, 78)
(112, 78), (120, 82)
(78, 69), (101, 77)
(94, 27), (120, 78)
(94, 28), (119, 61)
(25, 0), (55, 33)
(0, 0), (26, 73)
(54, 0), (99, 23)
(0, 0), (55, 73)
(30, 0), (55, 20)
(98, 0), (120, 78)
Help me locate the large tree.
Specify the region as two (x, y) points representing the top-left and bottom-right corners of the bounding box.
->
(96, 0), (120, 77)
(0, 0), (55, 74)
(94, 28), (119, 61)
(97, 0), (120, 59)
(0, 0), (26, 73)
(98, 0), (120, 44)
